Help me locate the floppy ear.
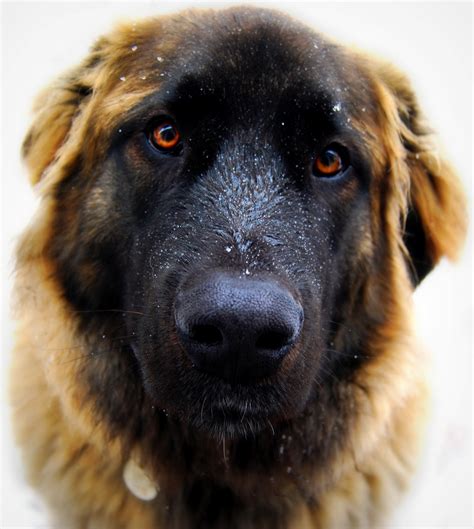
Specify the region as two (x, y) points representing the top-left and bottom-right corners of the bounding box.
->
(21, 42), (105, 185)
(375, 63), (467, 285)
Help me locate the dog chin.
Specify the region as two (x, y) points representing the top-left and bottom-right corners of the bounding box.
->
(188, 404), (275, 441)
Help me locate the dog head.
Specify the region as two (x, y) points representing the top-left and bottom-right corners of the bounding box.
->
(21, 8), (466, 448)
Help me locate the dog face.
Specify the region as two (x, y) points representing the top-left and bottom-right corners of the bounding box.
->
(117, 17), (379, 439)
(21, 8), (465, 449)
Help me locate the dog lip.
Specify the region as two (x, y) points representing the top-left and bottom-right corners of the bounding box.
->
(197, 400), (273, 429)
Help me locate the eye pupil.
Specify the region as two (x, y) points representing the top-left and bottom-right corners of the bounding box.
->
(159, 124), (176, 142)
(150, 120), (181, 152)
(314, 146), (346, 177)
(321, 150), (338, 166)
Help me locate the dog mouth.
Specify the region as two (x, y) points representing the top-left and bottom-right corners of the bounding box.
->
(186, 385), (285, 439)
(135, 343), (294, 439)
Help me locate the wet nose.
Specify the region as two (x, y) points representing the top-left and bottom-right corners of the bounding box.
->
(174, 273), (303, 383)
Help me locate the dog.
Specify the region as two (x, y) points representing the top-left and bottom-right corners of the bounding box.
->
(10, 6), (467, 529)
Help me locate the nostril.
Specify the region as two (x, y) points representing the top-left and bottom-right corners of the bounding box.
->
(189, 324), (223, 346)
(255, 329), (292, 351)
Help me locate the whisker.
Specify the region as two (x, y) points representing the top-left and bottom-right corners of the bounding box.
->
(200, 396), (208, 424)
(240, 399), (249, 424)
(312, 362), (338, 385)
(49, 347), (119, 365)
(222, 437), (228, 467)
(71, 309), (147, 316)
(325, 348), (370, 360)
(40, 333), (139, 353)
(266, 419), (275, 436)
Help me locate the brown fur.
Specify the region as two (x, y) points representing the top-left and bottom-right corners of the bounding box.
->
(11, 7), (466, 529)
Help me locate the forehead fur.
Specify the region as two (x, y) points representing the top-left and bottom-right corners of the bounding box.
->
(23, 6), (385, 191)
(81, 8), (377, 156)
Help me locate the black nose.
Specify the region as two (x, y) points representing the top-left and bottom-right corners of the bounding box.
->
(174, 273), (303, 382)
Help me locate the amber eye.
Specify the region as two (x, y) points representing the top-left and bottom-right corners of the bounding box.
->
(313, 146), (347, 177)
(149, 120), (181, 152)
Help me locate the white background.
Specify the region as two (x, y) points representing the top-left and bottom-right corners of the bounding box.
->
(1, 2), (472, 528)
